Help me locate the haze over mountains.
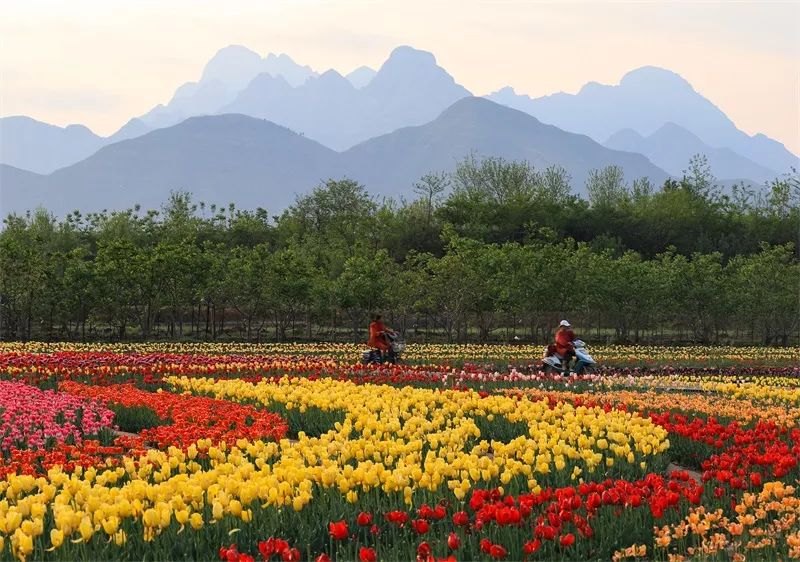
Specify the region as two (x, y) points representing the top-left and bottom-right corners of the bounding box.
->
(1, 45), (797, 216)
(2, 98), (669, 216)
(604, 123), (777, 184)
(487, 67), (798, 176)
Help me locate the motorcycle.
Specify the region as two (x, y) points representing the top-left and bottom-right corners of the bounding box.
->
(541, 340), (597, 374)
(361, 331), (405, 365)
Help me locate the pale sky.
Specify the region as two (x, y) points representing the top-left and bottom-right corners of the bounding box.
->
(2, 0), (799, 153)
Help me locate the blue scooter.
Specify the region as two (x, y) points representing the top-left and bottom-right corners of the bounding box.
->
(541, 340), (598, 374)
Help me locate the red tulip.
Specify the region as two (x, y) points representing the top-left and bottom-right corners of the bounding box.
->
(328, 520), (349, 540)
(411, 519), (430, 535)
(281, 549), (301, 562)
(385, 511), (409, 526)
(523, 539), (541, 554)
(315, 555), (331, 562)
(540, 525), (557, 541)
(359, 547), (377, 562)
(489, 544), (507, 560)
(357, 512), (373, 526)
(447, 532), (461, 550)
(432, 505), (446, 520)
(452, 511), (469, 527)
(273, 540), (290, 555)
(480, 539), (492, 553)
(560, 533), (575, 547)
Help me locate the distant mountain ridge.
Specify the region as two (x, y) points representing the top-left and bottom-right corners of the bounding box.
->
(604, 123), (778, 182)
(487, 66), (798, 177)
(0, 98), (670, 217)
(343, 97), (669, 197)
(221, 46), (472, 149)
(136, 45), (319, 131)
(0, 117), (103, 174)
(2, 46), (797, 186)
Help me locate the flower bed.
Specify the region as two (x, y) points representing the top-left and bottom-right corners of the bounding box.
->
(0, 380), (114, 453)
(0, 345), (799, 561)
(60, 382), (288, 448)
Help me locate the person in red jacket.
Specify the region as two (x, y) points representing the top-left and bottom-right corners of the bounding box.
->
(555, 320), (576, 372)
(368, 314), (391, 356)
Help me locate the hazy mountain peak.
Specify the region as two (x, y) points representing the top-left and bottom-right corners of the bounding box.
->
(605, 128), (645, 145)
(64, 124), (94, 134)
(0, 116), (103, 174)
(2, 116), (94, 133)
(307, 69), (355, 93)
(200, 45), (263, 89)
(368, 45), (469, 94)
(605, 121), (779, 183)
(439, 96), (507, 117)
(346, 66), (376, 88)
(384, 45), (437, 67)
(245, 71), (292, 90)
(318, 68), (348, 81)
(262, 52), (317, 86)
(620, 66), (693, 91)
(493, 86), (517, 96)
(578, 81), (606, 95)
(265, 53), (293, 63)
(653, 121), (702, 140)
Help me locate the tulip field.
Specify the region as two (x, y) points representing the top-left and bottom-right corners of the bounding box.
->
(0, 343), (798, 562)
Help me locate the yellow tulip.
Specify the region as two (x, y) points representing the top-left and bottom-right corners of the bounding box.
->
(50, 528), (64, 548)
(190, 513), (204, 530)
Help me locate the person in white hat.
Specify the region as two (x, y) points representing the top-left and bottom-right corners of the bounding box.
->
(555, 320), (576, 372)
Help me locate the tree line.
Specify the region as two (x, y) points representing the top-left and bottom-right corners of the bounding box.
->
(1, 155), (798, 344)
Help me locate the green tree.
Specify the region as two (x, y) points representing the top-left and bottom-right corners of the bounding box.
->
(586, 165), (628, 208)
(729, 243), (800, 345)
(333, 250), (397, 338)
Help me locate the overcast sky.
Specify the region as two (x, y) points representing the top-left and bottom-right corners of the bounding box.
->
(2, 0), (798, 153)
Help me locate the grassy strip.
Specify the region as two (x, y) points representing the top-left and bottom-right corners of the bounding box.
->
(108, 403), (171, 434)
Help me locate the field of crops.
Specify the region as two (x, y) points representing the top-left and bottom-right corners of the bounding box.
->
(0, 343), (798, 562)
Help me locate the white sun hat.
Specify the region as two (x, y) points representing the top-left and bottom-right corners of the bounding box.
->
(559, 320), (571, 327)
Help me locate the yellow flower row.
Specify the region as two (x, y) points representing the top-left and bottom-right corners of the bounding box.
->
(609, 375), (800, 406)
(508, 388), (800, 427)
(0, 378), (668, 560)
(167, 376), (669, 482)
(2, 341), (797, 363)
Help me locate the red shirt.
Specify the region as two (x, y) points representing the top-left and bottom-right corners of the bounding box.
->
(555, 327), (575, 355)
(368, 321), (389, 350)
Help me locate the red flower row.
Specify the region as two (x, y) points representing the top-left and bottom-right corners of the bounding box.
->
(0, 440), (131, 478)
(223, 471), (701, 562)
(650, 412), (800, 483)
(61, 382), (288, 448)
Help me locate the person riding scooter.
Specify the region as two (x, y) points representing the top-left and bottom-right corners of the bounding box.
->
(554, 320), (576, 372)
(367, 314), (392, 361)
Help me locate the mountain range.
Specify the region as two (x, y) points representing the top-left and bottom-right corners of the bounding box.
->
(1, 45), (797, 216)
(1, 98), (669, 216)
(487, 67), (797, 176)
(604, 123), (778, 184)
